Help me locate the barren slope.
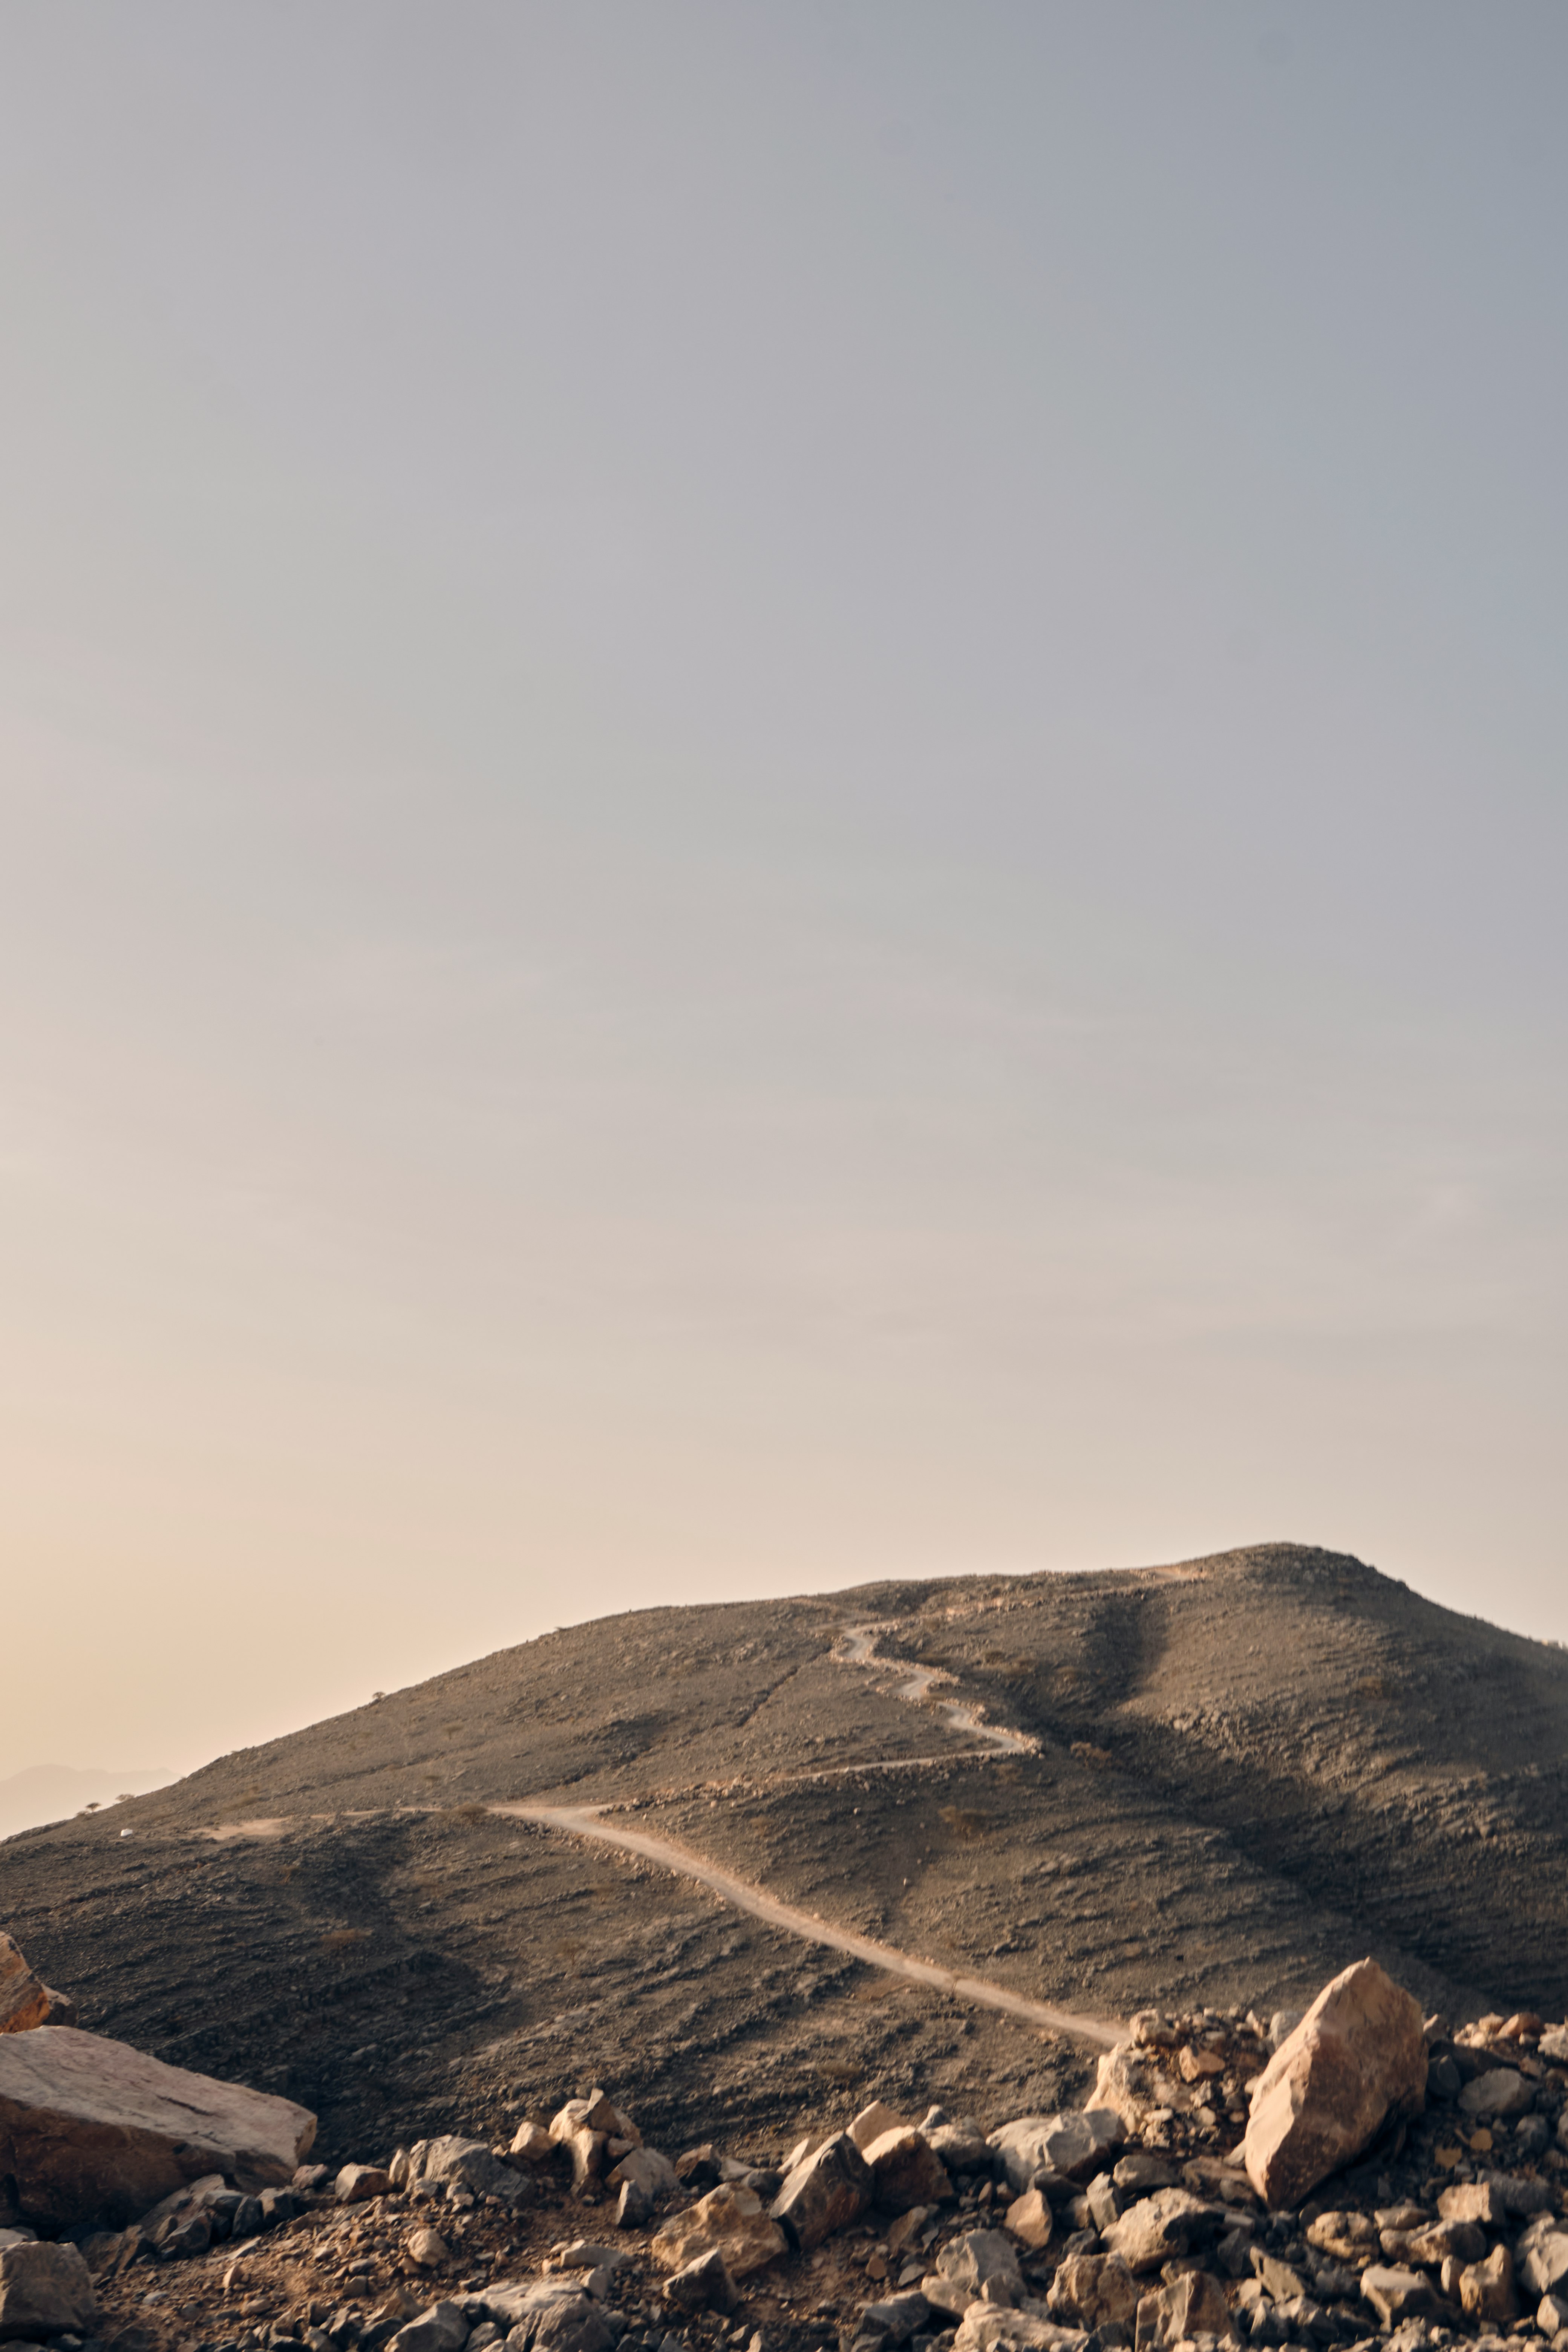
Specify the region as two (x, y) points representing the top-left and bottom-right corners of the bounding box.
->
(3, 1543), (1564, 2167)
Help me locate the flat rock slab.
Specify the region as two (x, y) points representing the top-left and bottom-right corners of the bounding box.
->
(0, 2027), (316, 2230)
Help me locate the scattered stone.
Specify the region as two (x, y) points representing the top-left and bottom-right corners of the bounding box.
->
(1539, 2291), (1568, 2336)
(663, 2250), (740, 2317)
(1045, 2251), (1140, 2331)
(0, 2239), (99, 2340)
(952, 2310), (1082, 2352)
(0, 2026), (316, 2230)
(1516, 2216), (1568, 2298)
(1458, 2069), (1534, 2120)
(335, 2165), (391, 2204)
(988, 2110), (1123, 2193)
(614, 2181), (651, 2230)
(1114, 2153), (1178, 2194)
(1002, 2189), (1053, 2251)
(850, 2104), (907, 2152)
(770, 2132), (872, 2252)
(406, 2228), (449, 2269)
(510, 2125), (554, 2165)
(401, 2137), (530, 2205)
(1360, 2266), (1437, 2327)
(1459, 2245), (1519, 2325)
(1101, 2188), (1222, 2274)
(606, 2147), (677, 2202)
(861, 2129), (952, 2215)
(851, 2289), (931, 2350)
(919, 2113), (992, 2174)
(1241, 1960), (1426, 2210)
(654, 2182), (787, 2277)
(1438, 2182), (1507, 2228)
(1134, 2267), (1232, 2350)
(920, 2230), (1024, 2319)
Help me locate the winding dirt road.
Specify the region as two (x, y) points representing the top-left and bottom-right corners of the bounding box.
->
(493, 1624), (1122, 2050)
(491, 1797), (1121, 2047)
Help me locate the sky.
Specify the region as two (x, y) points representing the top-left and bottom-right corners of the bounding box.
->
(2, 3), (1565, 1794)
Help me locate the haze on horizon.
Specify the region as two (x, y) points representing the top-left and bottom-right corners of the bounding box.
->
(2, 3), (1564, 1798)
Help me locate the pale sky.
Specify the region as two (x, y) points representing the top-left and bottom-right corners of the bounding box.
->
(3, 4), (1565, 1789)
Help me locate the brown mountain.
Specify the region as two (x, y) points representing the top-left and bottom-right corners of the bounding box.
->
(3, 1542), (1564, 2167)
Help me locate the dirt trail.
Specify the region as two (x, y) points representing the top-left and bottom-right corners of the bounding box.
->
(492, 1799), (1122, 2049)
(833, 1622), (1038, 1755)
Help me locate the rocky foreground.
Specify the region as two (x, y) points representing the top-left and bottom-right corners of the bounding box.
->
(3, 1949), (1568, 2352)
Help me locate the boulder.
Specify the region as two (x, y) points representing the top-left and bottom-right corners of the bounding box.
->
(509, 2124), (554, 2164)
(1240, 1959), (1426, 2210)
(1458, 2069), (1534, 2120)
(770, 2132), (871, 2251)
(0, 2239), (99, 2341)
(862, 2128), (952, 2214)
(1134, 2269), (1233, 2351)
(1516, 2217), (1568, 2299)
(1045, 2252), (1140, 2331)
(0, 1937), (74, 2037)
(1101, 2188), (1223, 2274)
(1003, 2189), (1053, 2251)
(989, 2110), (1123, 2192)
(922, 2230), (1024, 2319)
(652, 2183), (786, 2278)
(663, 2250), (740, 2317)
(1359, 2266), (1437, 2327)
(0, 2026), (315, 2231)
(1459, 2246), (1518, 2326)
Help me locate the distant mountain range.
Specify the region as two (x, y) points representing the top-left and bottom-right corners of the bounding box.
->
(0, 1764), (171, 1842)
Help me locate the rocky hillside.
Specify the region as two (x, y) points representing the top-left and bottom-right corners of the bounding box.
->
(3, 1545), (1566, 2168)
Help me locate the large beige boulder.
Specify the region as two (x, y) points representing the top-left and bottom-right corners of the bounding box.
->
(0, 2026), (315, 2230)
(1240, 1960), (1425, 2210)
(0, 1937), (74, 2037)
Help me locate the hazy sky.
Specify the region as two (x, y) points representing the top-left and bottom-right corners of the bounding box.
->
(3, 4), (1565, 1788)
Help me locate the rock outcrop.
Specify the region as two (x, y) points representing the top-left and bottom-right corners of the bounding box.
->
(1240, 1958), (1427, 2209)
(0, 2024), (316, 2229)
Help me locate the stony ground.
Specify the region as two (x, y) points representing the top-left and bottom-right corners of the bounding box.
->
(3, 1545), (1567, 2169)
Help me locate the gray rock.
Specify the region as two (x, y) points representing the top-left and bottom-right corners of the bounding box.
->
(988, 2113), (1123, 2194)
(770, 2132), (871, 2251)
(852, 2291), (931, 2349)
(1459, 2070), (1534, 2121)
(388, 2304), (472, 2352)
(614, 2183), (651, 2231)
(1101, 2189), (1222, 2275)
(922, 2231), (1024, 2319)
(404, 2139), (529, 2205)
(1516, 2217), (1568, 2299)
(0, 2240), (99, 2342)
(1359, 2267), (1437, 2327)
(1269, 2012), (1303, 2052)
